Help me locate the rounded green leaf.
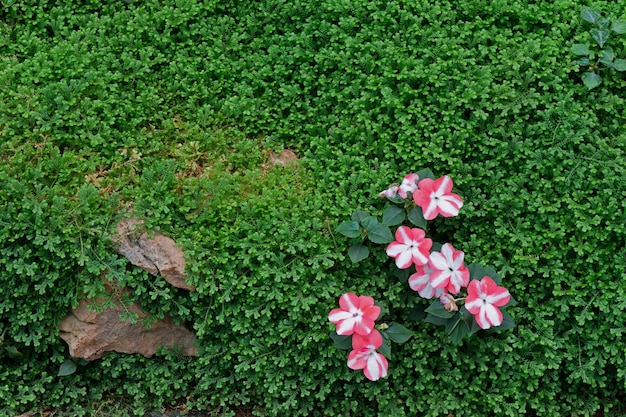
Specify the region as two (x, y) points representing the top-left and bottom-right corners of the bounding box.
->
(57, 359), (77, 377)
(384, 322), (414, 344)
(348, 244), (370, 263)
(613, 59), (626, 72)
(336, 221), (361, 238)
(571, 43), (590, 56)
(582, 72), (602, 90)
(382, 205), (405, 226)
(575, 57), (590, 66)
(367, 223), (393, 244)
(467, 263), (501, 284)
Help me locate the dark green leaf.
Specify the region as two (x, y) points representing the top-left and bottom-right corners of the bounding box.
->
(425, 301), (456, 319)
(611, 19), (626, 34)
(330, 331), (353, 350)
(348, 244), (370, 263)
(351, 210), (369, 223)
(424, 314), (448, 326)
(415, 168), (435, 180)
(379, 333), (392, 358)
(571, 43), (590, 56)
(407, 206), (427, 229)
(581, 7), (600, 24)
(467, 263), (501, 284)
(366, 223), (393, 244)
(446, 315), (470, 345)
(600, 47), (614, 61)
(337, 221), (361, 238)
(394, 268), (411, 284)
(590, 28), (610, 48)
(582, 72), (602, 89)
(57, 359), (77, 377)
(382, 205), (405, 226)
(360, 216), (378, 230)
(384, 322), (414, 344)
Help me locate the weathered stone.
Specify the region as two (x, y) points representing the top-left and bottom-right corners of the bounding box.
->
(114, 217), (196, 291)
(268, 149), (298, 167)
(59, 282), (197, 361)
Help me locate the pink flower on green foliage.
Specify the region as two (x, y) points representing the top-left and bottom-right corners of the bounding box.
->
(378, 173), (419, 199)
(413, 175), (463, 220)
(328, 293), (381, 336)
(465, 277), (511, 330)
(347, 329), (388, 381)
(386, 226), (432, 269)
(408, 264), (445, 299)
(428, 243), (470, 294)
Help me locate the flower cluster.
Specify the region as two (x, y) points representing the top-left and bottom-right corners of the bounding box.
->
(328, 293), (388, 381)
(382, 173), (511, 330)
(332, 169), (514, 381)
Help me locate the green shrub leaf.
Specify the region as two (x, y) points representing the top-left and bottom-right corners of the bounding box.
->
(590, 28), (610, 48)
(366, 223), (393, 244)
(57, 359), (77, 377)
(425, 301), (456, 319)
(613, 59), (626, 71)
(407, 206), (427, 229)
(330, 332), (352, 350)
(611, 19), (626, 34)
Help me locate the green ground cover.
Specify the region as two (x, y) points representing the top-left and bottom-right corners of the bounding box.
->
(1, 0), (626, 416)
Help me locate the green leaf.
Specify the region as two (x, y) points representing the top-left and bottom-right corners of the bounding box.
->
(575, 57), (590, 66)
(446, 314), (470, 345)
(379, 334), (392, 358)
(613, 59), (626, 71)
(366, 223), (393, 244)
(582, 72), (602, 90)
(611, 19), (626, 34)
(394, 268), (411, 284)
(336, 221), (361, 238)
(415, 168), (435, 180)
(348, 244), (370, 263)
(360, 216), (378, 230)
(58, 359), (77, 377)
(467, 263), (501, 284)
(599, 48), (615, 66)
(581, 7), (600, 24)
(571, 43), (590, 56)
(330, 332), (353, 350)
(384, 322), (414, 344)
(382, 205), (405, 226)
(590, 28), (610, 48)
(425, 301), (456, 319)
(424, 314), (448, 326)
(407, 206), (427, 229)
(351, 210), (369, 223)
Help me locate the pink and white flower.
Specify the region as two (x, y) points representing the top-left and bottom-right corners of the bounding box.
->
(328, 293), (381, 336)
(465, 277), (511, 330)
(408, 264), (445, 299)
(378, 173), (420, 199)
(413, 175), (463, 220)
(428, 243), (470, 294)
(386, 226), (433, 269)
(347, 329), (388, 381)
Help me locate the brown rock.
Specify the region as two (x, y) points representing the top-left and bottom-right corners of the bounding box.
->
(59, 282), (197, 361)
(268, 149), (298, 167)
(114, 218), (196, 291)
